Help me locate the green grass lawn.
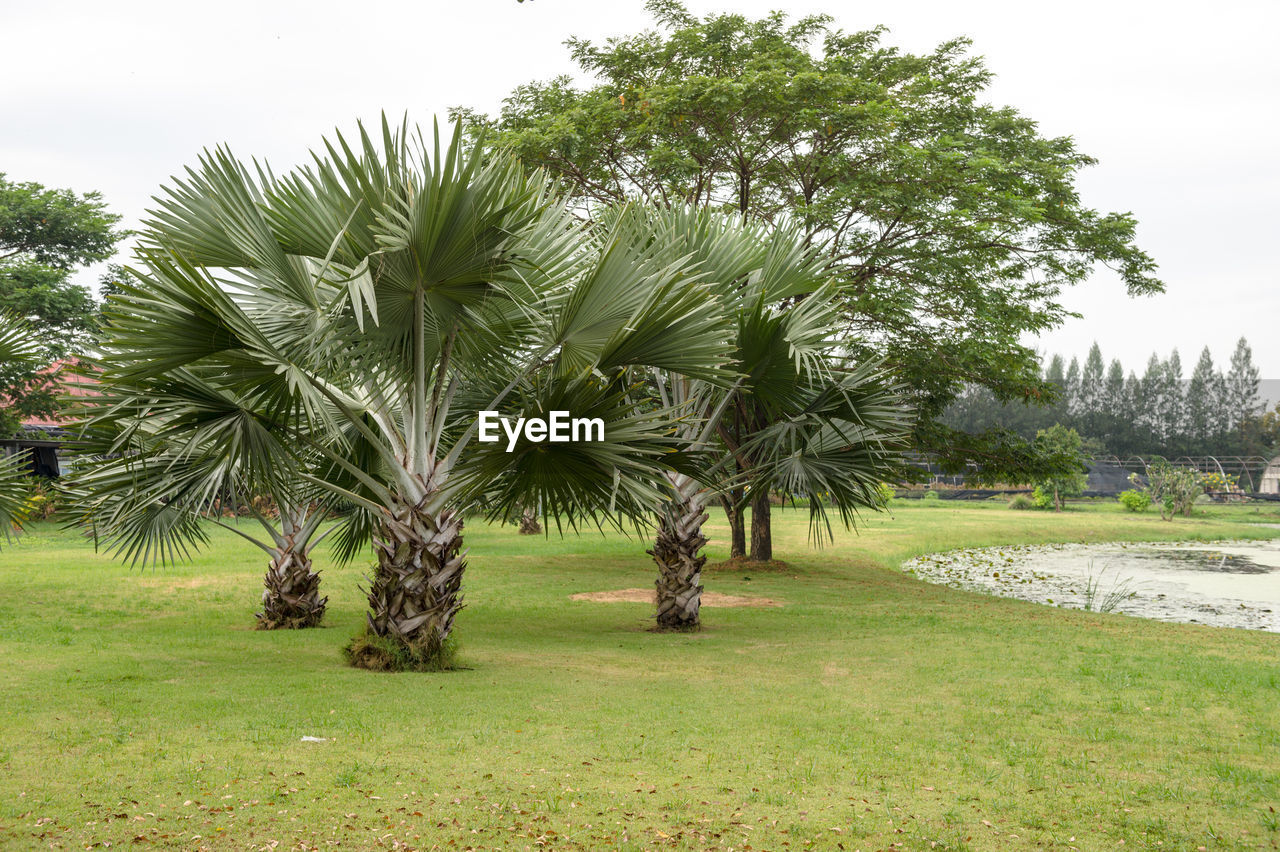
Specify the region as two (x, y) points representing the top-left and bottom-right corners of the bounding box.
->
(2, 501), (1279, 850)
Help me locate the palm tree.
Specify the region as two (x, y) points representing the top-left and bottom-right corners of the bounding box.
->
(0, 315), (43, 535)
(89, 119), (734, 668)
(517, 504), (542, 535)
(67, 365), (337, 628)
(638, 208), (910, 629)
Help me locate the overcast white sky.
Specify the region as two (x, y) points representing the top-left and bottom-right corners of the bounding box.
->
(3, 0), (1276, 379)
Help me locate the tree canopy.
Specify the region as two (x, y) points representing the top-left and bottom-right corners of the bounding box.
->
(0, 173), (123, 354)
(0, 173), (125, 433)
(457, 0), (1162, 481)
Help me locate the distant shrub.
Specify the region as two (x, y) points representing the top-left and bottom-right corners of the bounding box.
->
(1031, 485), (1055, 510)
(1138, 463), (1203, 520)
(1117, 489), (1152, 513)
(876, 482), (896, 506)
(1200, 471), (1239, 495)
(921, 490), (941, 503)
(1031, 424), (1088, 511)
(20, 480), (58, 522)
(1008, 495), (1033, 510)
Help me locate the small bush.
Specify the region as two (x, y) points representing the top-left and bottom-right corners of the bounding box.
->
(876, 482), (896, 506)
(1031, 485), (1055, 510)
(20, 480), (58, 522)
(1008, 494), (1033, 510)
(921, 490), (941, 503)
(1142, 462), (1203, 520)
(1117, 489), (1152, 513)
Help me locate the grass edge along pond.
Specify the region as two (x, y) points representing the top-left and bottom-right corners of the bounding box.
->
(1, 501), (1278, 850)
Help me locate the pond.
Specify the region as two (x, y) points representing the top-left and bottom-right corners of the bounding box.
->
(902, 536), (1280, 632)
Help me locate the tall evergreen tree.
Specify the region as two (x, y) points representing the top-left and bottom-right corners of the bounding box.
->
(1160, 350), (1186, 452)
(1102, 358), (1126, 448)
(1078, 342), (1105, 437)
(1044, 355), (1066, 386)
(1044, 354), (1067, 424)
(1185, 347), (1218, 452)
(1224, 337), (1261, 431)
(1064, 357), (1081, 421)
(1139, 354), (1165, 445)
(1121, 371), (1144, 455)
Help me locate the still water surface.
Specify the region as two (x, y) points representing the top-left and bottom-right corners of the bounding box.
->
(903, 536), (1280, 632)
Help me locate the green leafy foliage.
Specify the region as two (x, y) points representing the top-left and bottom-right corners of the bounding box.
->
(0, 314), (45, 533)
(460, 0), (1162, 482)
(0, 173), (124, 357)
(1138, 463), (1204, 521)
(0, 173), (125, 432)
(73, 118), (743, 663)
(1117, 489), (1152, 513)
(1031, 424), (1088, 511)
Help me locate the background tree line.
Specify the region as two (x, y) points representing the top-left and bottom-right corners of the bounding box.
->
(943, 338), (1278, 460)
(0, 173), (125, 434)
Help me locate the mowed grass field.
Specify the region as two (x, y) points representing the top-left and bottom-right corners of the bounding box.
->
(2, 501), (1279, 851)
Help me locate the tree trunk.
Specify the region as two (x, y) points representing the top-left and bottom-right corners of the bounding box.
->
(723, 491), (746, 559)
(749, 488), (772, 562)
(518, 504), (542, 535)
(256, 536), (326, 630)
(357, 494), (466, 669)
(650, 478), (708, 630)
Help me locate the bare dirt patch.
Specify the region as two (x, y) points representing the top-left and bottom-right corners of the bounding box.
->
(570, 588), (782, 607)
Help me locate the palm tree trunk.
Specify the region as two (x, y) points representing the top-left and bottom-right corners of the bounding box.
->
(749, 487), (772, 562)
(358, 494), (466, 668)
(518, 504), (542, 535)
(650, 476), (708, 630)
(256, 533), (326, 629)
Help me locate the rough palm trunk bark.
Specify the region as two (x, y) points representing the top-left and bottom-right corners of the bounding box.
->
(749, 487), (772, 562)
(256, 535), (326, 629)
(650, 475), (708, 630)
(518, 504), (542, 535)
(357, 493), (466, 668)
(723, 491), (746, 559)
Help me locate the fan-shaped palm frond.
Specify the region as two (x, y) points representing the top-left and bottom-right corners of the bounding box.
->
(627, 206), (910, 629)
(65, 362), (338, 628)
(79, 117), (736, 668)
(0, 314), (44, 538)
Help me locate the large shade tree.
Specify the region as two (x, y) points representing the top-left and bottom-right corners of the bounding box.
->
(458, 0), (1163, 557)
(85, 120), (736, 668)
